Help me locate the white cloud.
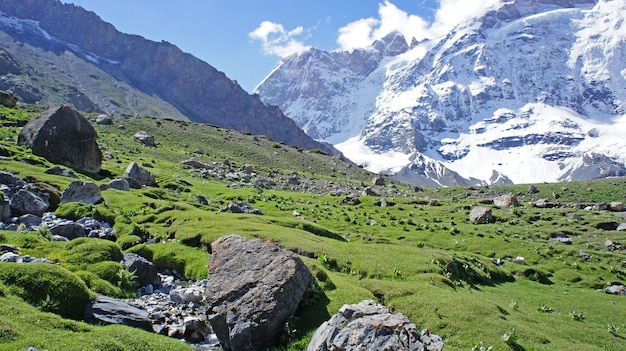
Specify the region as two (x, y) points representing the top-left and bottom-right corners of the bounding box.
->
(337, 0), (500, 51)
(249, 21), (310, 57)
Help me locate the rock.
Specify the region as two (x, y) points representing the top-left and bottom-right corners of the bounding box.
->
(469, 206), (493, 224)
(362, 187), (379, 196)
(107, 178), (130, 191)
(133, 131), (156, 147)
(61, 181), (104, 205)
(26, 182), (62, 211)
(0, 171), (26, 195)
(0, 252), (19, 262)
(512, 256), (526, 264)
(534, 198), (552, 208)
(307, 300), (443, 351)
(195, 195), (209, 205)
(17, 105), (103, 173)
(9, 189), (49, 217)
(205, 234), (314, 351)
(242, 164), (254, 175)
(219, 201), (262, 215)
(550, 232), (573, 244)
(609, 202), (624, 212)
(45, 166), (78, 178)
(17, 214), (42, 229)
(606, 283), (625, 295)
(183, 316), (212, 343)
(527, 185), (539, 194)
(85, 295), (152, 331)
(123, 253), (160, 288)
(48, 222), (86, 240)
(372, 176), (385, 186)
(95, 114), (113, 125)
(182, 157), (214, 169)
(0, 244), (19, 254)
(123, 162), (157, 189)
(493, 193), (518, 207)
(0, 91), (17, 107)
(171, 287), (204, 304)
(617, 223), (626, 231)
(343, 194), (361, 205)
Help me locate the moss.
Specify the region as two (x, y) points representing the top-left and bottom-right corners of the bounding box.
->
(74, 270), (121, 297)
(54, 202), (116, 225)
(126, 243), (208, 280)
(63, 238), (123, 267)
(0, 263), (93, 320)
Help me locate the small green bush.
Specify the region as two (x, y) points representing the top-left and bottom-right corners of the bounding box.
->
(0, 263), (93, 320)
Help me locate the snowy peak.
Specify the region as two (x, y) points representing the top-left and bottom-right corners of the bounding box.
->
(255, 0), (626, 186)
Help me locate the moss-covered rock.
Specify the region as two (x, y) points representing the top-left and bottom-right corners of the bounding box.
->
(64, 238), (123, 267)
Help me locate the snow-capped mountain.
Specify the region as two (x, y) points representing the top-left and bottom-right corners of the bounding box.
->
(255, 0), (626, 186)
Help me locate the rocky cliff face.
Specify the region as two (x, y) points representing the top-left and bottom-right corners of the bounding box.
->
(256, 0), (626, 185)
(0, 0), (335, 154)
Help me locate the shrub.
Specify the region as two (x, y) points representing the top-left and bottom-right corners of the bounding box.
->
(0, 263), (92, 320)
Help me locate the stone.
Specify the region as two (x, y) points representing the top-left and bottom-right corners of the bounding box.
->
(242, 164), (254, 175)
(183, 316), (212, 343)
(26, 182), (62, 211)
(17, 105), (103, 173)
(17, 214), (42, 229)
(606, 283), (625, 295)
(0, 91), (17, 107)
(195, 195), (209, 205)
(219, 201), (262, 215)
(182, 157), (214, 169)
(107, 178), (130, 191)
(0, 252), (19, 262)
(45, 166), (78, 178)
(123, 253), (160, 287)
(307, 300), (443, 351)
(372, 176), (385, 186)
(534, 198), (551, 208)
(609, 202), (624, 212)
(617, 223), (626, 231)
(527, 185), (539, 194)
(133, 131), (156, 146)
(362, 187), (379, 196)
(48, 222), (86, 240)
(95, 114), (113, 125)
(469, 206), (493, 224)
(493, 193), (518, 207)
(9, 189), (49, 217)
(61, 181), (104, 204)
(85, 295), (152, 331)
(205, 234), (314, 351)
(343, 194), (361, 205)
(123, 162), (157, 189)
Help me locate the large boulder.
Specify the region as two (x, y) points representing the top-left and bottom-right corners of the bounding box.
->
(122, 253), (160, 288)
(133, 131), (156, 147)
(9, 189), (49, 217)
(17, 105), (103, 173)
(61, 181), (103, 205)
(493, 193), (518, 208)
(307, 300), (443, 351)
(122, 162), (157, 189)
(469, 206), (493, 224)
(84, 295), (152, 331)
(205, 234), (314, 351)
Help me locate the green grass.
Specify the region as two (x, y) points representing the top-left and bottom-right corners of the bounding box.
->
(1, 106), (625, 350)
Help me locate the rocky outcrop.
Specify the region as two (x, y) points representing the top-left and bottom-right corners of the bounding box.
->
(17, 105), (102, 173)
(205, 234), (314, 351)
(307, 300), (443, 351)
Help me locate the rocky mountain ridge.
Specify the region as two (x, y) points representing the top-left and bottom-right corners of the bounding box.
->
(255, 0), (626, 186)
(0, 0), (336, 154)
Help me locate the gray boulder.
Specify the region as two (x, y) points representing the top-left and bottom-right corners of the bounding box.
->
(61, 181), (104, 205)
(17, 105), (103, 173)
(0, 91), (17, 107)
(307, 300), (443, 351)
(205, 234), (314, 351)
(469, 206), (493, 224)
(493, 193), (518, 208)
(45, 166), (78, 179)
(610, 202), (624, 212)
(48, 222), (86, 240)
(123, 162), (157, 189)
(133, 131), (156, 147)
(122, 253), (160, 287)
(9, 189), (49, 217)
(95, 114), (113, 125)
(85, 295), (152, 331)
(107, 178), (130, 191)
(219, 201), (262, 215)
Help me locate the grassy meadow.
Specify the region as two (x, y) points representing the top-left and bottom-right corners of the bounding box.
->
(0, 105), (625, 350)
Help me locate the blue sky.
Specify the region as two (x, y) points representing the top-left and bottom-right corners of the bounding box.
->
(61, 1), (498, 93)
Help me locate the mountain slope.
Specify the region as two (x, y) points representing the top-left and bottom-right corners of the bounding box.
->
(0, 0), (336, 154)
(255, 0), (626, 185)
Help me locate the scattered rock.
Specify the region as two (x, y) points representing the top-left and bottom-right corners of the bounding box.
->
(372, 176), (385, 186)
(343, 194), (361, 205)
(469, 206), (492, 224)
(182, 158), (214, 170)
(123, 162), (157, 188)
(307, 300), (443, 351)
(512, 256), (526, 264)
(609, 202), (624, 212)
(534, 198), (552, 208)
(195, 195), (209, 205)
(17, 105), (103, 173)
(527, 185), (539, 194)
(48, 222), (86, 240)
(61, 181), (104, 205)
(362, 186), (379, 196)
(616, 223), (626, 231)
(133, 131), (156, 147)
(205, 234), (314, 351)
(85, 295), (153, 331)
(107, 178), (130, 191)
(606, 283), (625, 295)
(45, 166), (78, 179)
(219, 201), (262, 215)
(550, 232), (573, 244)
(493, 193), (518, 207)
(595, 222), (619, 231)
